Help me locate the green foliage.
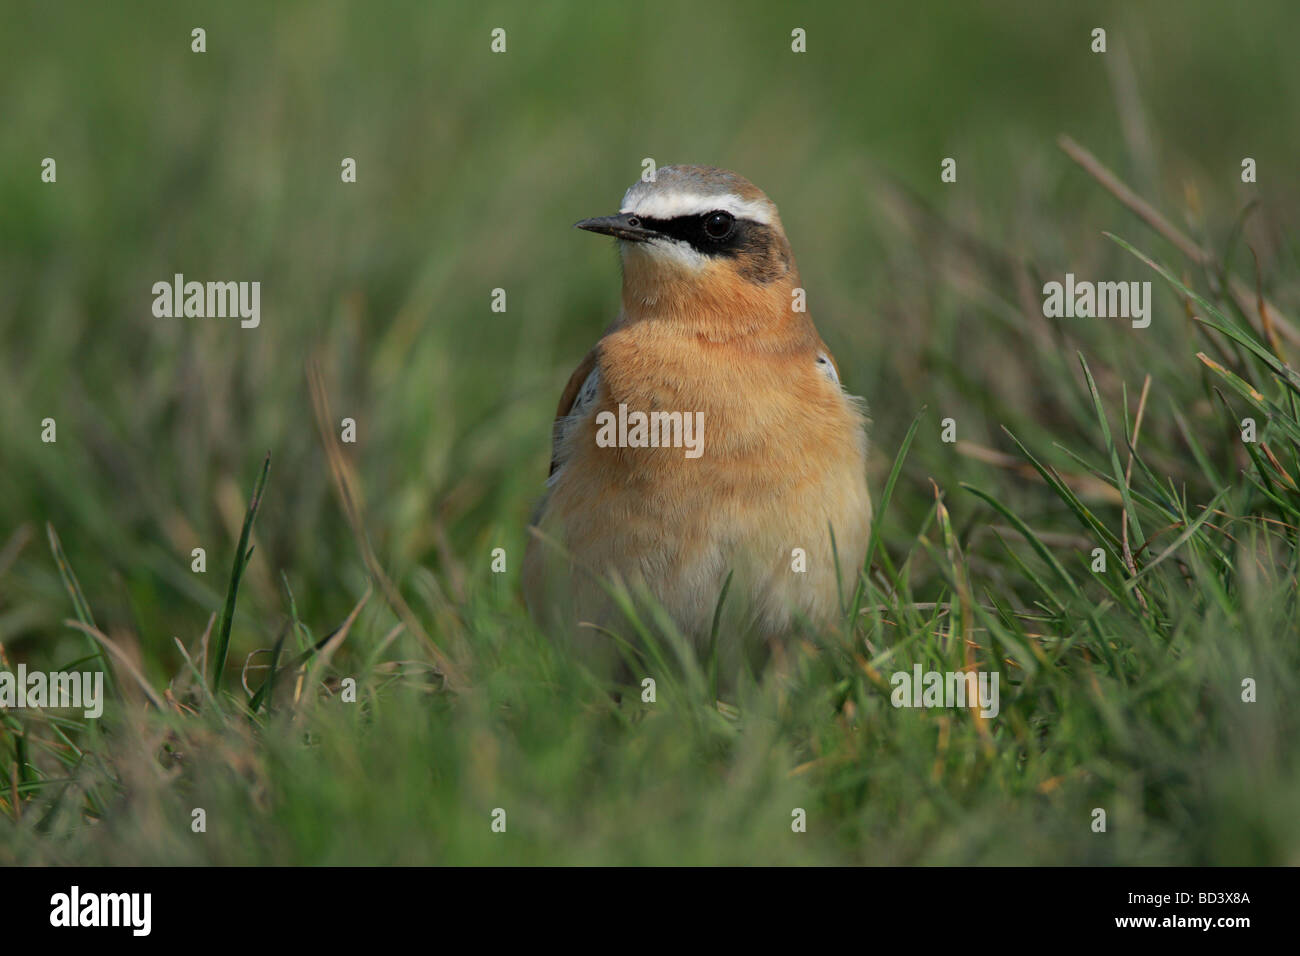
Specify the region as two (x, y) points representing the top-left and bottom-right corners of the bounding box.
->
(1, 0), (1298, 864)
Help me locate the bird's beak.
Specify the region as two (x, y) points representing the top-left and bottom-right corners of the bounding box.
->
(575, 213), (658, 243)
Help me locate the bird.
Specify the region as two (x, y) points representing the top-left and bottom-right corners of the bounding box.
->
(523, 165), (872, 678)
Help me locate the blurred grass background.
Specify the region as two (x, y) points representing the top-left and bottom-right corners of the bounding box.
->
(1, 0), (1299, 864)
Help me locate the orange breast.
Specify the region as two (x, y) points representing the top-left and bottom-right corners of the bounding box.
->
(527, 315), (872, 647)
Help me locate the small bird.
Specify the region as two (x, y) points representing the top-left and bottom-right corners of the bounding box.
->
(524, 165), (871, 675)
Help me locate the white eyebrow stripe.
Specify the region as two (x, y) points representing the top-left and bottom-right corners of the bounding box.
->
(619, 191), (773, 225)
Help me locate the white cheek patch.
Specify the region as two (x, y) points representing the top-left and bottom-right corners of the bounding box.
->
(622, 237), (708, 271)
(620, 190), (773, 226)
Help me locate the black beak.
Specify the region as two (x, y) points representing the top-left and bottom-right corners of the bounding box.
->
(575, 213), (658, 243)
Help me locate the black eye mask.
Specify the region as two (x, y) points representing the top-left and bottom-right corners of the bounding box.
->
(636, 211), (770, 258)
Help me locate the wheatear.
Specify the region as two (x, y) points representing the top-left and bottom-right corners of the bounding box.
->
(524, 165), (871, 674)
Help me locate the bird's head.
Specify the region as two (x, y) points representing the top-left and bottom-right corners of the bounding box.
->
(576, 165), (801, 334)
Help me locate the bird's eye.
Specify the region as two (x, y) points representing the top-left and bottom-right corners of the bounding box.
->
(627, 216), (641, 227)
(703, 211), (735, 240)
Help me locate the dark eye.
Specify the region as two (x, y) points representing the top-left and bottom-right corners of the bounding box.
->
(703, 211), (735, 240)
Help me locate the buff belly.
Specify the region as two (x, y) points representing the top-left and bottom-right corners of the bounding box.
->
(524, 383), (872, 660)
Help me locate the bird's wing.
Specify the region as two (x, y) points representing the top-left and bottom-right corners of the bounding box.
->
(546, 346), (601, 483)
(814, 350), (841, 386)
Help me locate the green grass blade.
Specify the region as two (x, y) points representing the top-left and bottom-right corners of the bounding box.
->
(212, 452), (272, 695)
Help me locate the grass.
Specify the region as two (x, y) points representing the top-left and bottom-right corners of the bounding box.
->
(2, 0), (1299, 865)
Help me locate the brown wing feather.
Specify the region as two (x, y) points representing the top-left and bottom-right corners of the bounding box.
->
(548, 347), (600, 477)
(555, 347), (599, 419)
